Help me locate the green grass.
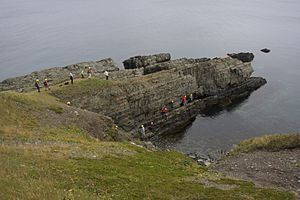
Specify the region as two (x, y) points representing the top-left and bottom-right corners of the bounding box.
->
(50, 78), (117, 100)
(0, 89), (296, 199)
(230, 134), (300, 154)
(0, 143), (295, 200)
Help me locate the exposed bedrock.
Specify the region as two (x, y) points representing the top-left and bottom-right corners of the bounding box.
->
(50, 54), (266, 136)
(227, 52), (254, 63)
(123, 53), (171, 69)
(0, 58), (119, 92)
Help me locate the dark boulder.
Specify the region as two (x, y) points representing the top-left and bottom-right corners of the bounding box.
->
(123, 53), (171, 69)
(261, 48), (271, 53)
(227, 52), (254, 63)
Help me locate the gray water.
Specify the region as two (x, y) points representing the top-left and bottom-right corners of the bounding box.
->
(1, 0), (300, 155)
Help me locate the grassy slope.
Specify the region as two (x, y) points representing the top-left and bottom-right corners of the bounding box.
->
(230, 134), (300, 155)
(0, 82), (296, 200)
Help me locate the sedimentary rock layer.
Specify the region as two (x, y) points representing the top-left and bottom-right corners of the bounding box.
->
(49, 53), (266, 135)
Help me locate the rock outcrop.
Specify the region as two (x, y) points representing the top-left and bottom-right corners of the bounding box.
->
(261, 48), (271, 53)
(227, 52), (254, 63)
(123, 53), (171, 69)
(49, 53), (266, 136)
(0, 58), (119, 92)
(0, 52), (266, 136)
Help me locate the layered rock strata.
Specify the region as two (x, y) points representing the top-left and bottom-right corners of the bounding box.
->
(123, 53), (171, 69)
(49, 53), (266, 136)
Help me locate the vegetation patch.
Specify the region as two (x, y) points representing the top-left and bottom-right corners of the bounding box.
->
(47, 105), (63, 114)
(230, 133), (300, 154)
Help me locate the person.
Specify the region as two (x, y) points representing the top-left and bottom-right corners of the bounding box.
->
(43, 79), (49, 91)
(149, 121), (155, 131)
(190, 93), (193, 102)
(161, 105), (168, 114)
(181, 95), (187, 106)
(170, 100), (174, 110)
(104, 70), (109, 80)
(187, 93), (193, 103)
(69, 72), (74, 84)
(80, 70), (85, 78)
(34, 79), (40, 92)
(87, 67), (92, 78)
(140, 125), (145, 137)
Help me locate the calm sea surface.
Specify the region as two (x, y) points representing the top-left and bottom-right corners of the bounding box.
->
(1, 0), (300, 155)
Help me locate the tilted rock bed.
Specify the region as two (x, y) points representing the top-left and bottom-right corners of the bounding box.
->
(0, 53), (266, 136)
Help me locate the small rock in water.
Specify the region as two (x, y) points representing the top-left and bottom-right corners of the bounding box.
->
(261, 48), (271, 53)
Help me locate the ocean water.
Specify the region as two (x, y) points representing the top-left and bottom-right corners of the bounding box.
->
(1, 0), (300, 155)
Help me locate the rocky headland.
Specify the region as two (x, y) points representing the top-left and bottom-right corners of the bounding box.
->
(0, 52), (266, 137)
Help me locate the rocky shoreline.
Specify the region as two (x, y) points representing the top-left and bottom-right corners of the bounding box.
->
(0, 52), (266, 137)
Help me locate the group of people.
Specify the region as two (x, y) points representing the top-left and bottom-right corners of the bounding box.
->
(161, 93), (194, 114)
(34, 68), (110, 92)
(140, 94), (194, 138)
(139, 121), (155, 139)
(34, 79), (50, 92)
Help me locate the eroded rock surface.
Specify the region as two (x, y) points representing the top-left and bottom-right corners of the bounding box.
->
(227, 52), (254, 63)
(0, 58), (119, 92)
(50, 54), (266, 135)
(123, 53), (171, 69)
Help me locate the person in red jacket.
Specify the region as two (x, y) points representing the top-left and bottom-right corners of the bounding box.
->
(181, 95), (187, 106)
(161, 105), (168, 114)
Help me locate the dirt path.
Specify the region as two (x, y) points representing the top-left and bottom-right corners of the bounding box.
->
(213, 148), (300, 199)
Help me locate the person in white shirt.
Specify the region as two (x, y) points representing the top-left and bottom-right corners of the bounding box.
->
(104, 71), (109, 80)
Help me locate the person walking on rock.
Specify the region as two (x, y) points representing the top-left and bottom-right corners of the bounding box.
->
(34, 79), (40, 92)
(69, 72), (74, 84)
(43, 79), (49, 91)
(80, 70), (85, 78)
(140, 125), (145, 138)
(104, 70), (109, 80)
(181, 95), (187, 106)
(87, 67), (92, 79)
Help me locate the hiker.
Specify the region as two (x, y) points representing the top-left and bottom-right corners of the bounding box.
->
(104, 70), (109, 80)
(140, 125), (145, 137)
(188, 93), (193, 103)
(87, 67), (92, 78)
(43, 79), (49, 90)
(80, 70), (85, 78)
(69, 72), (74, 84)
(149, 121), (155, 131)
(161, 105), (168, 114)
(34, 79), (40, 92)
(170, 100), (174, 110)
(181, 95), (187, 106)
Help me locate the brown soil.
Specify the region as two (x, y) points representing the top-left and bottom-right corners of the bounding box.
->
(213, 148), (300, 199)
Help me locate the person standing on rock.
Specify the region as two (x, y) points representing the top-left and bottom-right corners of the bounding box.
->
(140, 125), (145, 138)
(188, 93), (193, 103)
(69, 72), (74, 84)
(104, 70), (109, 80)
(149, 121), (155, 132)
(43, 79), (49, 91)
(34, 79), (40, 92)
(181, 95), (187, 106)
(87, 67), (92, 79)
(170, 100), (174, 110)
